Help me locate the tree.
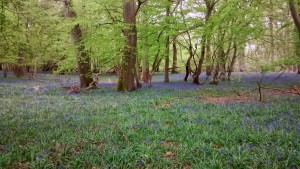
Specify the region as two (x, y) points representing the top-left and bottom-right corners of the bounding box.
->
(289, 0), (300, 74)
(117, 0), (138, 91)
(62, 0), (93, 88)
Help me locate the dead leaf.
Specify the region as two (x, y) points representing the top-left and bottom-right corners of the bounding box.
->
(10, 162), (30, 169)
(55, 143), (64, 152)
(161, 141), (179, 148)
(154, 101), (173, 109)
(164, 151), (175, 158)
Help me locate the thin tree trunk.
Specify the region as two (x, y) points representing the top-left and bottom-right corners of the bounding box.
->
(238, 46), (246, 72)
(141, 36), (150, 83)
(164, 4), (170, 83)
(193, 1), (214, 84)
(218, 48), (226, 81)
(164, 36), (170, 83)
(228, 43), (238, 80)
(172, 36), (178, 74)
(184, 45), (193, 81)
(193, 38), (206, 84)
(206, 39), (212, 76)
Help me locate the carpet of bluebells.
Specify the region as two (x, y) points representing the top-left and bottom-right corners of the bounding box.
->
(0, 72), (299, 168)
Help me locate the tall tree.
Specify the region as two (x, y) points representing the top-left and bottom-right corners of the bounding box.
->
(193, 0), (216, 84)
(164, 1), (171, 83)
(63, 0), (93, 88)
(289, 0), (300, 74)
(117, 0), (138, 91)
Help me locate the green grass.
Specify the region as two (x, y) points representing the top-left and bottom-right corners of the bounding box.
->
(0, 73), (299, 168)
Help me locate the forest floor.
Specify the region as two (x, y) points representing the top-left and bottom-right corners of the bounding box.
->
(0, 72), (299, 168)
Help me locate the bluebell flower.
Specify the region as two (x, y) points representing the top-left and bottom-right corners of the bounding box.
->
(65, 114), (71, 119)
(137, 160), (143, 167)
(220, 150), (225, 155)
(247, 144), (253, 149)
(60, 161), (64, 169)
(276, 151), (281, 158)
(197, 118), (202, 123)
(43, 149), (49, 153)
(37, 154), (43, 160)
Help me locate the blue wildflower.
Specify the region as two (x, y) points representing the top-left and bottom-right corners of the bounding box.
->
(197, 118), (202, 123)
(276, 151), (281, 158)
(65, 114), (71, 119)
(60, 161), (64, 169)
(43, 149), (49, 153)
(37, 154), (43, 160)
(247, 144), (253, 149)
(137, 160), (143, 167)
(220, 150), (225, 155)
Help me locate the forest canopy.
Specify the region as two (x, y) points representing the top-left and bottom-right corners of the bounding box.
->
(0, 0), (299, 91)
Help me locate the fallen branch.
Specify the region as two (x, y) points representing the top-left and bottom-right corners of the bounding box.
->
(261, 86), (300, 95)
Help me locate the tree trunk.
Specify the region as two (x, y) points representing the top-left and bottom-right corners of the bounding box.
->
(71, 25), (93, 88)
(164, 36), (170, 83)
(228, 43), (238, 80)
(206, 39), (212, 76)
(193, 38), (206, 84)
(164, 4), (170, 83)
(184, 45), (193, 81)
(117, 0), (137, 91)
(238, 46), (246, 72)
(269, 16), (275, 62)
(211, 47), (224, 84)
(184, 57), (191, 81)
(289, 0), (300, 74)
(289, 0), (300, 33)
(141, 36), (150, 83)
(13, 51), (25, 77)
(172, 36), (178, 74)
(63, 0), (92, 88)
(218, 47), (226, 81)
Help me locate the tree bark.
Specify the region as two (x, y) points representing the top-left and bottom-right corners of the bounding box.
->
(184, 57), (191, 81)
(192, 38), (206, 84)
(228, 43), (238, 80)
(141, 35), (150, 83)
(289, 0), (300, 74)
(171, 36), (178, 74)
(164, 3), (170, 83)
(71, 24), (93, 88)
(192, 0), (214, 84)
(289, 0), (300, 33)
(210, 47), (224, 84)
(206, 39), (212, 76)
(218, 47), (226, 81)
(13, 51), (25, 77)
(117, 0), (137, 91)
(63, 0), (92, 88)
